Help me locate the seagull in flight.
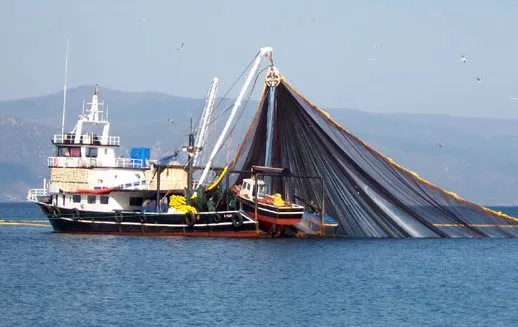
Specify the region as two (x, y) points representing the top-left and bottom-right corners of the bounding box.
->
(476, 77), (481, 83)
(176, 42), (184, 51)
(312, 17), (317, 24)
(168, 118), (175, 124)
(461, 55), (467, 64)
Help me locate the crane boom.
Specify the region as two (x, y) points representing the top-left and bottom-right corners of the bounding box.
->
(193, 77), (219, 166)
(196, 47), (273, 189)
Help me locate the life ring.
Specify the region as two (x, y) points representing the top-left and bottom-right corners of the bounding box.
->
(51, 206), (60, 218)
(185, 212), (196, 228)
(114, 212), (123, 223)
(72, 208), (81, 221)
(212, 213), (222, 224)
(232, 214), (243, 229)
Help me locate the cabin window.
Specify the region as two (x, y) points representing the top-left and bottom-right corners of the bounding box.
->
(70, 147), (81, 157)
(87, 195), (96, 204)
(72, 195), (81, 203)
(258, 186), (265, 197)
(86, 147), (98, 158)
(100, 196), (109, 205)
(58, 147), (70, 157)
(129, 197), (143, 206)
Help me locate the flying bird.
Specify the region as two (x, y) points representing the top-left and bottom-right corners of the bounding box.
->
(374, 43), (383, 48)
(312, 17), (317, 24)
(176, 42), (184, 51)
(461, 55), (467, 64)
(476, 77), (481, 83)
(439, 143), (444, 149)
(168, 118), (175, 124)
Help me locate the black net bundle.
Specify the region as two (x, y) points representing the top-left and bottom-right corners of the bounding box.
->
(229, 78), (518, 238)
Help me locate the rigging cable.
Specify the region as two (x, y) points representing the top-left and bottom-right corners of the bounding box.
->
(216, 66), (268, 164)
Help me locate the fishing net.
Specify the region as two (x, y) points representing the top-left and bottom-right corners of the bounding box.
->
(229, 78), (518, 238)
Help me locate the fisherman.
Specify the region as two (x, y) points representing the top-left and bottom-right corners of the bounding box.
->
(160, 195), (169, 213)
(308, 200), (320, 215)
(142, 199), (152, 212)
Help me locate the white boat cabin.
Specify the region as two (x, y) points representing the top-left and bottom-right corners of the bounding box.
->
(49, 85), (147, 170)
(239, 178), (266, 199)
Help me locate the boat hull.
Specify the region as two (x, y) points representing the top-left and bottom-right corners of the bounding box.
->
(238, 197), (305, 236)
(37, 203), (260, 238)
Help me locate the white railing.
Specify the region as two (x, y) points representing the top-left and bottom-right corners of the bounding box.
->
(27, 188), (48, 201)
(117, 180), (148, 190)
(48, 157), (97, 168)
(48, 156), (151, 169)
(115, 158), (151, 168)
(52, 134), (120, 146)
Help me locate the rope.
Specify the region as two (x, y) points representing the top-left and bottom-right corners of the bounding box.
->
(206, 53), (259, 127)
(219, 67), (268, 154)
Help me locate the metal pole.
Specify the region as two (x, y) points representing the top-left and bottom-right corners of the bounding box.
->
(61, 39), (69, 136)
(225, 171), (230, 211)
(156, 166), (161, 213)
(187, 131), (195, 199)
(320, 176), (326, 236)
(254, 173), (259, 235)
(264, 86), (276, 194)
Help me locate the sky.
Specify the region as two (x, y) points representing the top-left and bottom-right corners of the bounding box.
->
(3, 0), (518, 118)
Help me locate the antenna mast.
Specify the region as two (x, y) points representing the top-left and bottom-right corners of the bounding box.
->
(60, 39), (69, 135)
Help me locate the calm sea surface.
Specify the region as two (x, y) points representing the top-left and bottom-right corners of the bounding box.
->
(2, 202), (518, 326)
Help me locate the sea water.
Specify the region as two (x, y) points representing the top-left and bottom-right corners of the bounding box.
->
(1, 202), (518, 326)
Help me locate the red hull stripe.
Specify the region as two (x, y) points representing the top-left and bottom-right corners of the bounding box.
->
(246, 211), (301, 225)
(75, 187), (116, 195)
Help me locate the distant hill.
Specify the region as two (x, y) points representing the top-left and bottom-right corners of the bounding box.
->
(2, 85), (518, 205)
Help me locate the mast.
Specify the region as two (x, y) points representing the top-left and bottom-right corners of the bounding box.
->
(183, 119), (200, 199)
(187, 119), (195, 198)
(194, 77), (219, 166)
(196, 47), (274, 189)
(61, 39), (69, 135)
(264, 66), (281, 194)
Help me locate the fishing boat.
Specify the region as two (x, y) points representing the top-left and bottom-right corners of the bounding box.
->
(231, 167), (306, 236)
(26, 82), (258, 237)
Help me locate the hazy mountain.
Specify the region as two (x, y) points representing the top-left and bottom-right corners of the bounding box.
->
(2, 85), (518, 205)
